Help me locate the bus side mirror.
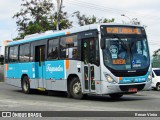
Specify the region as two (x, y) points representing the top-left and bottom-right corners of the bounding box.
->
(101, 38), (105, 49)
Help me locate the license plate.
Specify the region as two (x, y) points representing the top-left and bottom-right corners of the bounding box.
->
(128, 88), (138, 92)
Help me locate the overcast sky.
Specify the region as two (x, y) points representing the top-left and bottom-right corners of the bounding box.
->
(0, 0), (160, 55)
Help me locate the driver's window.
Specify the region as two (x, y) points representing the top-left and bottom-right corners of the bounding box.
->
(137, 41), (142, 54)
(136, 40), (148, 58)
(142, 40), (148, 57)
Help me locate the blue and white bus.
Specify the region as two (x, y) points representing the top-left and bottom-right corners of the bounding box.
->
(4, 23), (152, 99)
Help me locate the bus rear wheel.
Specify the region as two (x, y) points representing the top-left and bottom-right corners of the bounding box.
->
(109, 94), (123, 100)
(69, 77), (83, 99)
(22, 76), (31, 94)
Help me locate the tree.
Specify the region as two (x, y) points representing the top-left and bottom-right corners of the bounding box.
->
(13, 0), (54, 39)
(76, 12), (115, 26)
(152, 49), (160, 68)
(13, 0), (72, 40)
(13, 0), (115, 40)
(50, 10), (73, 30)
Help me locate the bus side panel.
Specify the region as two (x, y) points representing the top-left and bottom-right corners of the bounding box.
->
(5, 62), (38, 89)
(7, 63), (19, 78)
(18, 62), (37, 89)
(45, 60), (65, 80)
(18, 63), (34, 79)
(65, 60), (83, 92)
(5, 63), (21, 87)
(45, 60), (67, 91)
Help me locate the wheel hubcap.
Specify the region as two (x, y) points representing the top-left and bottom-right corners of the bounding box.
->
(73, 82), (81, 94)
(23, 81), (28, 92)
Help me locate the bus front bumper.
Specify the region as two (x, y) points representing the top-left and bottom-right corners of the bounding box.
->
(100, 80), (152, 95)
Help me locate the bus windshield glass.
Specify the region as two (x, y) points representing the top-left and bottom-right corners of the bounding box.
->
(103, 36), (150, 71)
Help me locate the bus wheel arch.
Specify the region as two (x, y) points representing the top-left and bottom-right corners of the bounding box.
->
(21, 74), (31, 94)
(67, 74), (83, 99)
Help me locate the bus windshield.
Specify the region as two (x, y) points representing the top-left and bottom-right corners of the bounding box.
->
(103, 36), (150, 71)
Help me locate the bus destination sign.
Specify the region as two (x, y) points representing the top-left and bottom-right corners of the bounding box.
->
(106, 27), (143, 34)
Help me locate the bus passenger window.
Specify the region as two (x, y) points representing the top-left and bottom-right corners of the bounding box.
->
(60, 37), (67, 59)
(9, 46), (18, 62)
(5, 47), (9, 63)
(30, 43), (34, 62)
(48, 39), (59, 59)
(67, 47), (78, 59)
(60, 35), (78, 59)
(19, 44), (30, 62)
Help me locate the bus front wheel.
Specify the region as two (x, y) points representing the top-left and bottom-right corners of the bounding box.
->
(156, 83), (160, 91)
(22, 76), (31, 94)
(69, 77), (83, 99)
(109, 94), (123, 99)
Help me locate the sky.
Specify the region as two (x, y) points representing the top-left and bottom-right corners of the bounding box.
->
(0, 0), (160, 55)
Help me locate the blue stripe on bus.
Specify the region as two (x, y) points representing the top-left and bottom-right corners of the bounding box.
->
(119, 72), (149, 84)
(8, 32), (65, 46)
(6, 62), (34, 79)
(6, 60), (65, 80)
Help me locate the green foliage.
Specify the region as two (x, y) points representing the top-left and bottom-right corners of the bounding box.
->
(13, 0), (115, 40)
(13, 0), (72, 40)
(51, 11), (72, 30)
(13, 0), (54, 40)
(76, 12), (115, 26)
(152, 49), (160, 68)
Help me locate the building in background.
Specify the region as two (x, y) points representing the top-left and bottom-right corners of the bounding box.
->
(1, 40), (12, 55)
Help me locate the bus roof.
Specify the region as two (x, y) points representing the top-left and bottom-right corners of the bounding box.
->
(7, 23), (143, 46)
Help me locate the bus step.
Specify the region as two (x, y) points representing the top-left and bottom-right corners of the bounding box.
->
(37, 88), (46, 91)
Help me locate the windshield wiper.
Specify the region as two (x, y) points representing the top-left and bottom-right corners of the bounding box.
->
(113, 35), (128, 51)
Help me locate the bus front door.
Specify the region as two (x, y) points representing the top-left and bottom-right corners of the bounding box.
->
(35, 45), (45, 88)
(83, 38), (100, 93)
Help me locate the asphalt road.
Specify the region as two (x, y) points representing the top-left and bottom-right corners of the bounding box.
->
(0, 82), (160, 119)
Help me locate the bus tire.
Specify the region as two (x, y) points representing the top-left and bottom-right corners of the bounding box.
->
(22, 76), (31, 94)
(69, 77), (83, 99)
(109, 94), (123, 99)
(156, 83), (160, 91)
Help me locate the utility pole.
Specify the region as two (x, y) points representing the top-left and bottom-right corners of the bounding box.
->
(56, 0), (63, 30)
(121, 14), (141, 25)
(121, 14), (133, 24)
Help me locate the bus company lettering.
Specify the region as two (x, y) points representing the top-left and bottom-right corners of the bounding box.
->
(46, 64), (63, 73)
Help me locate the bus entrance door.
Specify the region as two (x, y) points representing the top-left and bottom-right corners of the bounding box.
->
(83, 38), (100, 93)
(35, 45), (45, 88)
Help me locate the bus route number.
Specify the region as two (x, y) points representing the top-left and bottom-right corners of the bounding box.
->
(113, 59), (126, 65)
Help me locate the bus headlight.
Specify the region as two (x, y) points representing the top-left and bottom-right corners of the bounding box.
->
(104, 74), (117, 84)
(147, 74), (152, 82)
